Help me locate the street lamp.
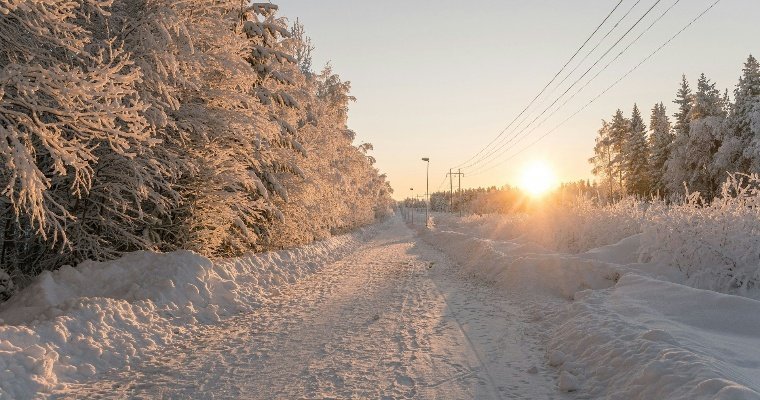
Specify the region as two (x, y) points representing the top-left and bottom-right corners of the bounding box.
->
(421, 157), (429, 224)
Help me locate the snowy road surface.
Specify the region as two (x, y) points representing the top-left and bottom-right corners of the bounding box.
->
(52, 218), (561, 399)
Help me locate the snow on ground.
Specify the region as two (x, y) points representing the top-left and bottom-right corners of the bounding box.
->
(0, 223), (381, 398)
(2, 210), (759, 399)
(50, 215), (561, 399)
(424, 212), (760, 400)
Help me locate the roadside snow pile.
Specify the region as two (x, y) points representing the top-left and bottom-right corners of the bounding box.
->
(423, 212), (760, 399)
(0, 223), (380, 398)
(549, 275), (760, 399)
(420, 229), (620, 300)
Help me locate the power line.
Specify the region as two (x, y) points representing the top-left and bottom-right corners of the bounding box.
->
(508, 0), (644, 136)
(466, 0), (681, 176)
(451, 0), (624, 170)
(462, 0), (664, 172)
(468, 0), (723, 178)
(435, 174), (448, 191)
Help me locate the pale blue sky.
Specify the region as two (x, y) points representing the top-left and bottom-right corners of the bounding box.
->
(279, 0), (760, 199)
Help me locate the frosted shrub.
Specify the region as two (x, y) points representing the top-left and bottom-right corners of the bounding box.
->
(453, 196), (645, 253)
(523, 197), (645, 253)
(641, 174), (760, 296)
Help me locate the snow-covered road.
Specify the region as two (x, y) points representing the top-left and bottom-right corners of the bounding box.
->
(51, 218), (560, 399)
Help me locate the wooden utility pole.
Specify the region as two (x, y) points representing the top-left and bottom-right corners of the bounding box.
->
(448, 168), (453, 212)
(447, 169), (464, 214)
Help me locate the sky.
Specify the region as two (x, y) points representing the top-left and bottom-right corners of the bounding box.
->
(279, 0), (760, 199)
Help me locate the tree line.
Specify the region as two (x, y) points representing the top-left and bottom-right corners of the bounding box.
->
(590, 55), (760, 200)
(0, 1), (392, 284)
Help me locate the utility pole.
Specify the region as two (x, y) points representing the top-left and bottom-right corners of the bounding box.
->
(448, 168), (453, 212)
(458, 169), (464, 217)
(409, 188), (414, 225)
(421, 158), (430, 224)
(447, 169), (464, 215)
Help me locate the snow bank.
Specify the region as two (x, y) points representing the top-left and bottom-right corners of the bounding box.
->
(424, 214), (760, 399)
(549, 275), (760, 399)
(420, 229), (620, 300)
(0, 223), (381, 398)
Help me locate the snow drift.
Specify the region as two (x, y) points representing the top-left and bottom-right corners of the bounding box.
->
(0, 223), (381, 398)
(421, 213), (760, 399)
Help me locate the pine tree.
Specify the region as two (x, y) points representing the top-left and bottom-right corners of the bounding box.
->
(648, 103), (673, 196)
(622, 104), (650, 196)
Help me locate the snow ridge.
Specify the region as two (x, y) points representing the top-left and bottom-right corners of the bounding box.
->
(0, 221), (384, 398)
(419, 213), (760, 400)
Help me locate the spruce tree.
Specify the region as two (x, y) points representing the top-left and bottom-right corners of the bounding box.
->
(666, 74), (726, 198)
(622, 104), (650, 196)
(673, 75), (693, 139)
(720, 55), (760, 173)
(648, 103), (673, 197)
(690, 73), (725, 120)
(608, 109), (631, 193)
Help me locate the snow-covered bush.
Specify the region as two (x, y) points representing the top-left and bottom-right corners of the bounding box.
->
(522, 197), (645, 253)
(450, 196), (644, 254)
(448, 174), (760, 297)
(640, 174), (760, 296)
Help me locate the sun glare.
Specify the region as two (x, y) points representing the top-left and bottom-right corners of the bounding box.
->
(519, 161), (557, 197)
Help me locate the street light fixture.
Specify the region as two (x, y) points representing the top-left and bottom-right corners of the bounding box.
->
(421, 158), (429, 225)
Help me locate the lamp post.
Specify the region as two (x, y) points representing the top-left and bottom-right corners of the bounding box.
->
(421, 157), (429, 225)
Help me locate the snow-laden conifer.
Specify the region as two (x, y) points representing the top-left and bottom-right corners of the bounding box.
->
(622, 104), (650, 196)
(648, 103), (673, 197)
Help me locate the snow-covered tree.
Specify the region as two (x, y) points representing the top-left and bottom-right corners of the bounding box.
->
(622, 104), (650, 196)
(608, 109), (630, 192)
(291, 19), (315, 76)
(589, 120), (617, 200)
(666, 74), (726, 198)
(648, 103), (673, 197)
(0, 0), (174, 274)
(714, 55), (760, 175)
(672, 75), (693, 139)
(265, 64), (392, 249)
(0, 0), (393, 286)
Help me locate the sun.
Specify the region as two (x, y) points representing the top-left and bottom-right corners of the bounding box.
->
(519, 161), (557, 197)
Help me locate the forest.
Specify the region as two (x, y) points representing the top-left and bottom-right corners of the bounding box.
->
(0, 1), (393, 293)
(589, 55), (760, 200)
